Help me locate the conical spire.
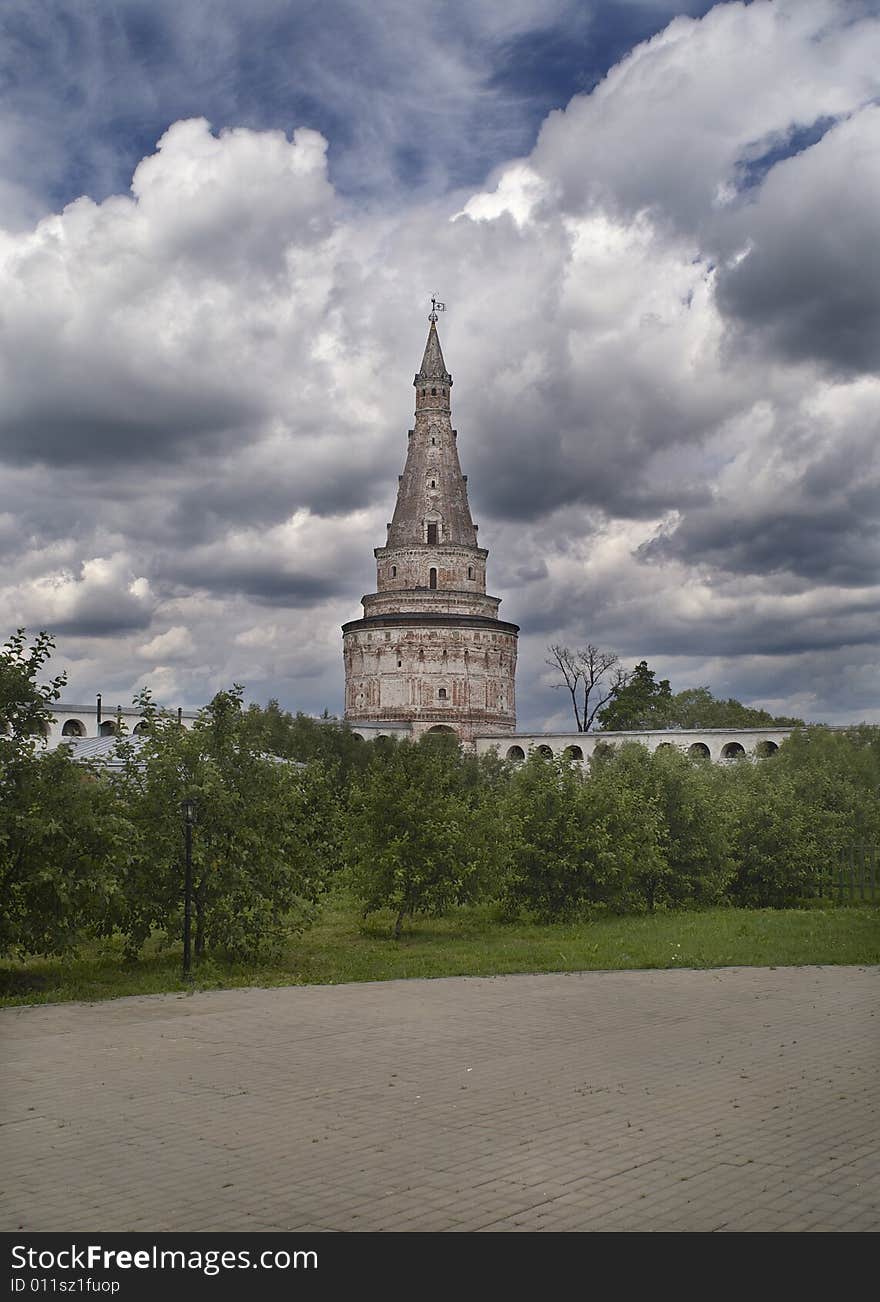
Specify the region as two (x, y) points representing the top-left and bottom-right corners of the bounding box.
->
(386, 318), (475, 549)
(416, 320), (451, 383)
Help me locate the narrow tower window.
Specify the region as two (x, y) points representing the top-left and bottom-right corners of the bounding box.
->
(467, 566), (474, 580)
(426, 522), (438, 544)
(438, 687), (447, 700)
(429, 567), (437, 589)
(391, 565), (397, 577)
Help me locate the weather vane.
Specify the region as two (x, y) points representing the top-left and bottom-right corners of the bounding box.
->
(429, 295), (446, 323)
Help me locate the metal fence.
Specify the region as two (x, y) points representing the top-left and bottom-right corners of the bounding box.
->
(830, 844), (878, 902)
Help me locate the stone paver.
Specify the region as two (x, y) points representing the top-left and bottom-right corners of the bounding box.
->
(1, 966), (878, 1232)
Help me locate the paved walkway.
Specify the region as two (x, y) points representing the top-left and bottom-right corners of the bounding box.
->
(2, 966), (878, 1232)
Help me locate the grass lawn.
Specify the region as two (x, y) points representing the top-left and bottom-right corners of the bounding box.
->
(2, 894), (878, 1007)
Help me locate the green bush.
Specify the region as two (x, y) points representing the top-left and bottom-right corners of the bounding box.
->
(499, 749), (667, 919)
(109, 688), (340, 962)
(725, 727), (880, 906)
(345, 733), (505, 936)
(0, 630), (124, 957)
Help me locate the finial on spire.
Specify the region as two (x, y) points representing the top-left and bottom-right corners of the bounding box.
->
(429, 295), (446, 324)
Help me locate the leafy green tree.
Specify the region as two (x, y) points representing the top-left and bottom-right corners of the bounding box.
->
(498, 751), (593, 919)
(241, 700), (372, 785)
(666, 686), (804, 729)
(716, 725), (880, 907)
(345, 734), (504, 936)
(723, 761), (826, 907)
(0, 628), (66, 746)
(500, 749), (666, 919)
(601, 744), (734, 909)
(111, 687), (340, 962)
(597, 661), (673, 731)
(0, 630), (124, 957)
(773, 726), (880, 861)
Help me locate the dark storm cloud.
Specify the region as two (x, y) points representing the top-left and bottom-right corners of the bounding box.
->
(50, 607), (154, 637)
(514, 548), (880, 660)
(715, 112), (880, 377)
(640, 501), (880, 588)
(642, 596), (880, 660)
(0, 401), (260, 468)
(163, 561), (351, 607)
(462, 369), (721, 523)
(638, 408), (880, 589)
(155, 513), (369, 608)
(45, 584), (155, 638)
(469, 425), (714, 522)
(163, 436), (400, 543)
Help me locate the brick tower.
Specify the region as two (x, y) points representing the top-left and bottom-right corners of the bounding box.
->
(342, 309), (518, 742)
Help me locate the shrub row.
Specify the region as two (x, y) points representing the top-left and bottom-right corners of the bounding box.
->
(3, 673), (879, 960)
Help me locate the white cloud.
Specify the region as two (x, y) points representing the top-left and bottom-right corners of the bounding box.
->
(137, 625), (195, 661)
(5, 553), (155, 638)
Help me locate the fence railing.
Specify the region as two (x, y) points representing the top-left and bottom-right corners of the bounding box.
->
(830, 844), (878, 902)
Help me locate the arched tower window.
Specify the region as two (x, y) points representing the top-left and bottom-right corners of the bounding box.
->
(438, 687), (447, 700)
(429, 568), (437, 590)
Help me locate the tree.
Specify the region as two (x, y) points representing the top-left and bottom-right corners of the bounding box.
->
(345, 734), (503, 936)
(0, 630), (123, 957)
(499, 751), (596, 919)
(666, 686), (804, 729)
(545, 644), (630, 732)
(597, 661), (672, 731)
(0, 628), (66, 747)
(110, 687), (339, 962)
(241, 700), (372, 785)
(600, 743), (733, 909)
(723, 762), (825, 908)
(499, 749), (666, 920)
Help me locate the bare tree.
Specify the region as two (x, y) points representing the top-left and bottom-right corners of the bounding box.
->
(545, 644), (630, 732)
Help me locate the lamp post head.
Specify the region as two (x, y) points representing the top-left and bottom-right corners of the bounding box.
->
(181, 798), (195, 826)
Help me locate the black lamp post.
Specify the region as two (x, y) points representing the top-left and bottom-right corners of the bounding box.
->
(181, 798), (195, 979)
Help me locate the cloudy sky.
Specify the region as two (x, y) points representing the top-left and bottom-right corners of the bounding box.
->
(2, 0), (879, 728)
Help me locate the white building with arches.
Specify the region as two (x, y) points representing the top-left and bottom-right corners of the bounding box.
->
(474, 726), (809, 764)
(44, 702), (199, 748)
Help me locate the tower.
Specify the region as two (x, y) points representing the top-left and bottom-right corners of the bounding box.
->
(342, 310), (518, 742)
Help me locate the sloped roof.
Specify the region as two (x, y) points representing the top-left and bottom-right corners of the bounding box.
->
(57, 735), (148, 771)
(56, 734), (302, 771)
(415, 319), (451, 381)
